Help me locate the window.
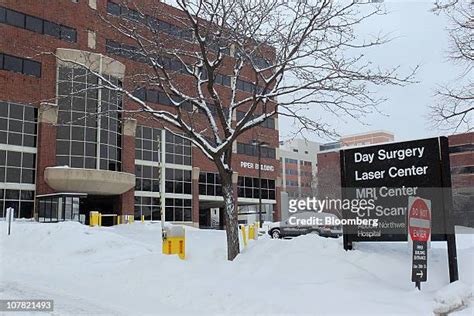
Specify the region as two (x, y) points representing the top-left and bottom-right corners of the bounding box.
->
(135, 164), (160, 192)
(0, 53), (41, 78)
(0, 189), (35, 218)
(56, 66), (122, 171)
(3, 54), (22, 73)
(165, 198), (192, 221)
(23, 59), (41, 77)
(285, 158), (298, 164)
(199, 172), (222, 196)
(0, 150), (36, 185)
(0, 7), (5, 23)
(0, 101), (37, 147)
(135, 125), (161, 162)
(134, 196), (161, 221)
(61, 25), (77, 42)
(1, 7), (77, 42)
(6, 9), (24, 27)
(165, 168), (192, 194)
(165, 131), (192, 165)
(237, 176), (276, 200)
(25, 15), (42, 33)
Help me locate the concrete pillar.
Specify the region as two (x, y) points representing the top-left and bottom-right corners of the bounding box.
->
(36, 102), (59, 199)
(119, 118), (137, 216)
(274, 176), (282, 222)
(192, 167), (200, 227)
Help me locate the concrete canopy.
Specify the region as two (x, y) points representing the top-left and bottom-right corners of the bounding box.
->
(45, 167), (135, 195)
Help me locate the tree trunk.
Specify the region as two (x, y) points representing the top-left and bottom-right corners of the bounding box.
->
(221, 171), (240, 261)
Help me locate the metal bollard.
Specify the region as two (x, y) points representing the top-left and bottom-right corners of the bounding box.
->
(241, 225), (248, 247)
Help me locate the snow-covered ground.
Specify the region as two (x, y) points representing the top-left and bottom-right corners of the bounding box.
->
(0, 221), (472, 315)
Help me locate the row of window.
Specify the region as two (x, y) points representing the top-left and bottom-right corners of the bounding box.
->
(0, 102), (37, 147)
(285, 158), (298, 164)
(237, 176), (276, 200)
(105, 39), (262, 95)
(107, 1), (193, 41)
(106, 1), (273, 66)
(286, 180), (298, 187)
(0, 189), (35, 218)
(301, 160), (312, 166)
(133, 88), (193, 112)
(285, 168), (298, 175)
(0, 6), (77, 43)
(0, 53), (41, 78)
(450, 144), (474, 154)
(237, 143), (276, 159)
(198, 172), (276, 200)
(236, 111), (275, 129)
(452, 166), (474, 175)
(134, 196), (192, 222)
(135, 165), (192, 194)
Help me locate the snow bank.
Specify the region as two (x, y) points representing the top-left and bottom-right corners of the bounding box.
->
(433, 281), (473, 315)
(0, 221), (473, 315)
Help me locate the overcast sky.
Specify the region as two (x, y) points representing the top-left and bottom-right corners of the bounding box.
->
(279, 0), (462, 144)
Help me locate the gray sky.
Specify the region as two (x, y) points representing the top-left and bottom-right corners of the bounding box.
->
(279, 0), (462, 144)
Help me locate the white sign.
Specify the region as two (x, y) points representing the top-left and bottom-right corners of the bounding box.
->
(240, 161), (275, 172)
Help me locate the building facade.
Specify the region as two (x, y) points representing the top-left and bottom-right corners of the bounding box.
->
(0, 0), (281, 227)
(448, 132), (474, 226)
(279, 139), (320, 199)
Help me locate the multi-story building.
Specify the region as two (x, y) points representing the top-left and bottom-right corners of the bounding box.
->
(316, 131), (394, 213)
(279, 139), (320, 199)
(448, 132), (474, 226)
(0, 1), (281, 228)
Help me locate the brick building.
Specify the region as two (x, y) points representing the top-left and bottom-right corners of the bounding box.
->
(0, 0), (281, 227)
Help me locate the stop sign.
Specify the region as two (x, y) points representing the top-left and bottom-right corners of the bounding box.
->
(408, 197), (431, 242)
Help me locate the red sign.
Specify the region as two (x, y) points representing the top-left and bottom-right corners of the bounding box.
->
(408, 197), (431, 242)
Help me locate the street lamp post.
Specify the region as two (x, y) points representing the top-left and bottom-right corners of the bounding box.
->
(253, 139), (268, 228)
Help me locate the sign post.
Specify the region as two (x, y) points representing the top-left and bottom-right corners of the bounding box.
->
(6, 207), (14, 236)
(408, 197), (431, 290)
(339, 136), (459, 284)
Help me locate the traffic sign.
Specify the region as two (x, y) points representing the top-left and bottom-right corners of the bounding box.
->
(408, 197), (431, 289)
(409, 197), (431, 242)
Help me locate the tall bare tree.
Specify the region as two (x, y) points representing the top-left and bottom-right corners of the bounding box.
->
(50, 0), (415, 260)
(431, 0), (473, 132)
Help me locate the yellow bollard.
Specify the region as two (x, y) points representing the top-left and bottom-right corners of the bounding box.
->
(89, 211), (99, 227)
(141, 215), (144, 223)
(162, 226), (185, 260)
(117, 215), (121, 225)
(241, 225), (247, 247)
(255, 223), (259, 239)
(248, 225), (254, 240)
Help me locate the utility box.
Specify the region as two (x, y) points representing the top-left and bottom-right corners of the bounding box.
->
(162, 225), (185, 260)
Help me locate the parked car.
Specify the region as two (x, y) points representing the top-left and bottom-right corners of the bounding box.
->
(268, 211), (342, 239)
